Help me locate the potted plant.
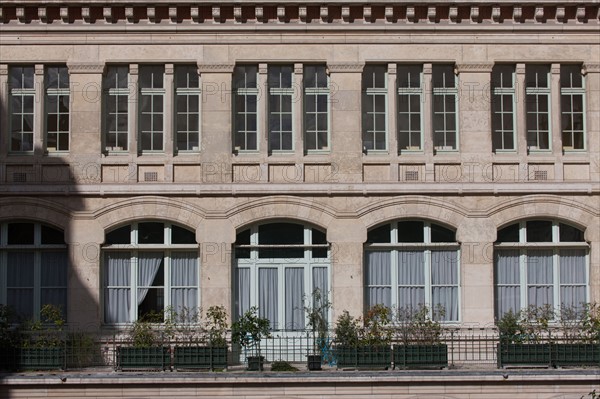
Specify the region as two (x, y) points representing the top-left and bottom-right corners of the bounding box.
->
(19, 304), (66, 370)
(496, 305), (553, 368)
(304, 289), (331, 371)
(117, 311), (170, 371)
(173, 305), (229, 370)
(332, 310), (360, 368)
(231, 307), (270, 371)
(393, 304), (448, 369)
(553, 303), (600, 367)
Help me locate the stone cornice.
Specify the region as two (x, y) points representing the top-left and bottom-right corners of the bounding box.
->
(456, 63), (494, 73)
(327, 63), (365, 73)
(197, 63), (235, 73)
(67, 63), (105, 74)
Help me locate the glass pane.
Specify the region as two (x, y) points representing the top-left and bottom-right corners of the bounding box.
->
(432, 65), (455, 88)
(312, 228), (327, 258)
(526, 220), (553, 242)
(106, 225), (131, 244)
(171, 225), (196, 244)
(138, 222), (165, 244)
(431, 224), (455, 243)
(497, 223), (519, 243)
(235, 229), (251, 259)
(7, 222), (34, 245)
(559, 223), (584, 242)
(41, 225), (65, 245)
(397, 221), (424, 243)
(560, 65), (582, 88)
(367, 224), (391, 243)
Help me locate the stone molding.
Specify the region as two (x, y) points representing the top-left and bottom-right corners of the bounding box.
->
(456, 63), (494, 73)
(583, 63), (600, 74)
(0, 65), (7, 75)
(67, 63), (105, 74)
(327, 63), (365, 73)
(197, 63), (235, 73)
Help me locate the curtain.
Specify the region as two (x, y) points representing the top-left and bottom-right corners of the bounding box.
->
(171, 251), (198, 314)
(397, 251), (425, 309)
(285, 268), (304, 330)
(7, 252), (34, 319)
(104, 251), (131, 323)
(559, 249), (586, 310)
(312, 267), (329, 324)
(495, 249), (520, 317)
(40, 251), (68, 315)
(366, 251), (391, 308)
(259, 268), (278, 329)
(527, 249), (553, 308)
(431, 250), (458, 321)
(137, 252), (163, 305)
(236, 267), (251, 317)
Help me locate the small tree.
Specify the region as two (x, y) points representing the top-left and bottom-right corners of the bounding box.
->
(304, 288), (331, 354)
(394, 305), (443, 345)
(361, 304), (392, 346)
(231, 307), (271, 360)
(333, 311), (360, 348)
(23, 304), (65, 348)
(205, 305), (228, 347)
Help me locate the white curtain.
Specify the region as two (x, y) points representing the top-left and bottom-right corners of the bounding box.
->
(431, 250), (458, 321)
(236, 267), (251, 317)
(312, 267), (328, 324)
(259, 268), (278, 329)
(397, 251), (425, 309)
(40, 251), (68, 315)
(495, 249), (520, 317)
(7, 252), (34, 319)
(104, 251), (131, 323)
(285, 268), (304, 330)
(527, 249), (553, 308)
(366, 251), (391, 308)
(137, 252), (163, 305)
(559, 249), (586, 310)
(171, 252), (198, 314)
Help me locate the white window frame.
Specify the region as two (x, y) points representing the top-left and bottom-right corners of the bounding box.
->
(362, 65), (388, 152)
(491, 65), (517, 152)
(175, 65), (201, 153)
(45, 65), (70, 153)
(8, 66), (36, 153)
(560, 65), (586, 152)
(101, 222), (199, 324)
(268, 65), (295, 153)
(397, 65), (424, 153)
(304, 65), (330, 153)
(525, 65), (551, 152)
(234, 223), (330, 331)
(139, 66), (165, 153)
(365, 221), (460, 322)
(233, 65), (260, 152)
(0, 222), (67, 321)
(104, 66), (130, 153)
(432, 65), (459, 152)
(494, 220), (590, 320)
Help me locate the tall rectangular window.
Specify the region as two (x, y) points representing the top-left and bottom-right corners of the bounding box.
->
(362, 65), (387, 151)
(432, 65), (458, 151)
(560, 65), (585, 150)
(304, 65), (329, 151)
(397, 65), (423, 152)
(45, 66), (70, 152)
(175, 66), (201, 152)
(526, 65), (551, 150)
(268, 65), (294, 152)
(9, 66), (35, 152)
(233, 65), (259, 151)
(139, 66), (164, 152)
(104, 66), (129, 151)
(491, 65), (516, 152)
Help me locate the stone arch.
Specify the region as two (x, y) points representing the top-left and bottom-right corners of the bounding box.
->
(0, 197), (70, 231)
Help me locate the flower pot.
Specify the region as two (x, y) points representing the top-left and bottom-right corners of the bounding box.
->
(246, 355), (264, 371)
(335, 345), (391, 369)
(117, 346), (170, 371)
(18, 347), (65, 370)
(497, 343), (552, 368)
(173, 346), (228, 370)
(307, 354), (322, 371)
(393, 344), (448, 369)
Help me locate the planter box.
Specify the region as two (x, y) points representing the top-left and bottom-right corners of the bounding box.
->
(497, 343), (552, 368)
(393, 344), (448, 369)
(173, 346), (228, 370)
(247, 355), (264, 371)
(307, 354), (322, 371)
(553, 343), (600, 367)
(18, 347), (65, 370)
(335, 345), (391, 369)
(117, 346), (170, 371)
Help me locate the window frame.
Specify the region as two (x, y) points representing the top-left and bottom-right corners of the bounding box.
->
(268, 65), (295, 153)
(362, 65), (388, 153)
(397, 64), (424, 153)
(175, 65), (202, 153)
(138, 65), (166, 153)
(103, 65), (130, 153)
(101, 222), (199, 325)
(233, 65), (260, 153)
(303, 65), (330, 153)
(525, 65), (552, 152)
(45, 65), (70, 153)
(8, 65), (36, 154)
(432, 64), (459, 152)
(491, 65), (517, 153)
(560, 65), (586, 152)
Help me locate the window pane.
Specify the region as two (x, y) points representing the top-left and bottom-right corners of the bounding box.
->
(106, 225), (131, 245)
(138, 222), (165, 244)
(285, 267), (305, 330)
(235, 229), (251, 259)
(7, 222), (34, 245)
(137, 252), (165, 321)
(171, 225), (196, 244)
(559, 223), (584, 242)
(526, 220), (552, 242)
(431, 224), (455, 243)
(397, 221), (424, 243)
(259, 268), (278, 329)
(366, 251), (392, 308)
(312, 228), (327, 258)
(41, 225), (65, 245)
(367, 224), (391, 243)
(497, 223), (519, 243)
(258, 223), (303, 245)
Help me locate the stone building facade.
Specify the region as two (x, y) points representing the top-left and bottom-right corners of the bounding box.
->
(0, 0), (598, 334)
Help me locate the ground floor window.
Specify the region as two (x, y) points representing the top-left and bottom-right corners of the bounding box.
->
(365, 220), (459, 321)
(0, 221), (67, 321)
(234, 222), (329, 330)
(102, 221), (198, 323)
(494, 220), (588, 318)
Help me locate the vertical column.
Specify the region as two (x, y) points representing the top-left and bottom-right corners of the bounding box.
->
(294, 63), (304, 158)
(128, 64), (139, 157)
(550, 64), (563, 180)
(422, 63), (434, 181)
(327, 62), (364, 183)
(258, 63), (269, 180)
(0, 65), (8, 159)
(34, 64), (45, 156)
(327, 220), (366, 321)
(584, 63), (600, 183)
(198, 63), (234, 183)
(515, 63), (528, 180)
(66, 219), (105, 331)
(456, 64), (494, 182)
(164, 64), (175, 156)
(198, 220), (235, 321)
(387, 63), (398, 181)
(456, 220), (496, 326)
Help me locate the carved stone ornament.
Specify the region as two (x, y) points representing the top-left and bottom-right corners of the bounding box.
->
(67, 63), (106, 74)
(456, 64), (494, 73)
(197, 64), (236, 74)
(327, 63), (365, 73)
(583, 64), (600, 74)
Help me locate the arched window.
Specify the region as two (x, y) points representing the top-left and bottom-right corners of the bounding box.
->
(102, 221), (198, 323)
(0, 221), (67, 320)
(234, 222), (329, 330)
(364, 221), (459, 321)
(494, 220), (588, 318)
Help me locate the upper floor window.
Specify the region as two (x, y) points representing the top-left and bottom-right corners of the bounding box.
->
(9, 66), (35, 152)
(494, 220), (588, 319)
(362, 65), (387, 152)
(397, 65), (423, 152)
(304, 65), (329, 152)
(102, 222), (198, 323)
(525, 65), (551, 151)
(432, 65), (458, 151)
(233, 65), (259, 152)
(103, 66), (129, 152)
(175, 65), (201, 153)
(268, 65), (294, 152)
(139, 66), (165, 152)
(0, 222), (67, 321)
(365, 221), (459, 321)
(491, 65), (516, 152)
(45, 66), (70, 152)
(560, 65), (585, 151)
